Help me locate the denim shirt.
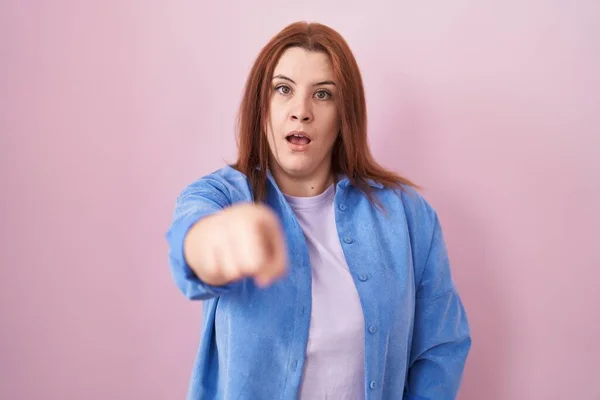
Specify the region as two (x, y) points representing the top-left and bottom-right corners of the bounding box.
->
(166, 165), (471, 400)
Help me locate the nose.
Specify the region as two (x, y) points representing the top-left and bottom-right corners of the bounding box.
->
(290, 98), (313, 123)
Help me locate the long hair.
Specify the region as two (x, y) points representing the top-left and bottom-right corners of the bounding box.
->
(232, 21), (418, 205)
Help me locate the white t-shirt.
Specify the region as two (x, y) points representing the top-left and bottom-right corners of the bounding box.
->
(284, 184), (366, 400)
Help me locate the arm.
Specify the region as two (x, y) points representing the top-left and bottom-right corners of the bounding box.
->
(403, 192), (472, 400)
(165, 177), (243, 300)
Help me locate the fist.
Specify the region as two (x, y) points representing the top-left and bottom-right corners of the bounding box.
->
(185, 203), (288, 287)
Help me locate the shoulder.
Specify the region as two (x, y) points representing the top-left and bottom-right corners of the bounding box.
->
(376, 183), (440, 234)
(176, 165), (253, 205)
(399, 185), (437, 223)
(379, 183), (437, 219)
(376, 184), (444, 278)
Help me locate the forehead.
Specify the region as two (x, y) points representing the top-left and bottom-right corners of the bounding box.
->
(273, 47), (334, 81)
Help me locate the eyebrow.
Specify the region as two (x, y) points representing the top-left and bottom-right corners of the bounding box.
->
(272, 74), (336, 86)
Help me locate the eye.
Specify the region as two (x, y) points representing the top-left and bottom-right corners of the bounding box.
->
(275, 85), (291, 95)
(315, 90), (331, 100)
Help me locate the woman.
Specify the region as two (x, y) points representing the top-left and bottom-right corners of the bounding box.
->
(166, 21), (471, 400)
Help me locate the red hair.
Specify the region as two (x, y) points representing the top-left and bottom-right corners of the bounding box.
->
(232, 21), (418, 205)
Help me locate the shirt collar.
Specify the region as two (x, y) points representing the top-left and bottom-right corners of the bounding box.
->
(265, 168), (383, 190)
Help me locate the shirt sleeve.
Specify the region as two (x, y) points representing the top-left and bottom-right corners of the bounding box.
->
(402, 190), (472, 400)
(165, 177), (243, 300)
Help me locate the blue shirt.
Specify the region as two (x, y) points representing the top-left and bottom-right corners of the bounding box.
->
(166, 165), (471, 400)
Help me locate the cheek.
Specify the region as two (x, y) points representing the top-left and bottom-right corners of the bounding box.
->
(322, 110), (340, 142)
(266, 104), (282, 140)
(268, 101), (286, 125)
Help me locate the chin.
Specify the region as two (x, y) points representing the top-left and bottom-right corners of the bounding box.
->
(275, 158), (313, 177)
(281, 164), (311, 177)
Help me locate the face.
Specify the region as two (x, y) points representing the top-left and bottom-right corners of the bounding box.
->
(265, 47), (340, 181)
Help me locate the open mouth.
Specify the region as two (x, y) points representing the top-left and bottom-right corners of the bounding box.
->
(286, 133), (311, 145)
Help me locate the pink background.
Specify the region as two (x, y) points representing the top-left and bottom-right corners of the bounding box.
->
(2, 1), (599, 399)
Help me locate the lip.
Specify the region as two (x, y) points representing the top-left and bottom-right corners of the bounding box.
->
(285, 130), (312, 152)
(285, 130), (312, 141)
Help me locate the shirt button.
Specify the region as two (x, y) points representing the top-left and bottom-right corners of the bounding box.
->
(359, 274), (368, 282)
(339, 204), (347, 211)
(370, 381), (377, 389)
(369, 325), (377, 334)
(291, 360), (298, 371)
(343, 237), (353, 244)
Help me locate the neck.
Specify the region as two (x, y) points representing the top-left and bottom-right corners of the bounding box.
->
(269, 162), (335, 198)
